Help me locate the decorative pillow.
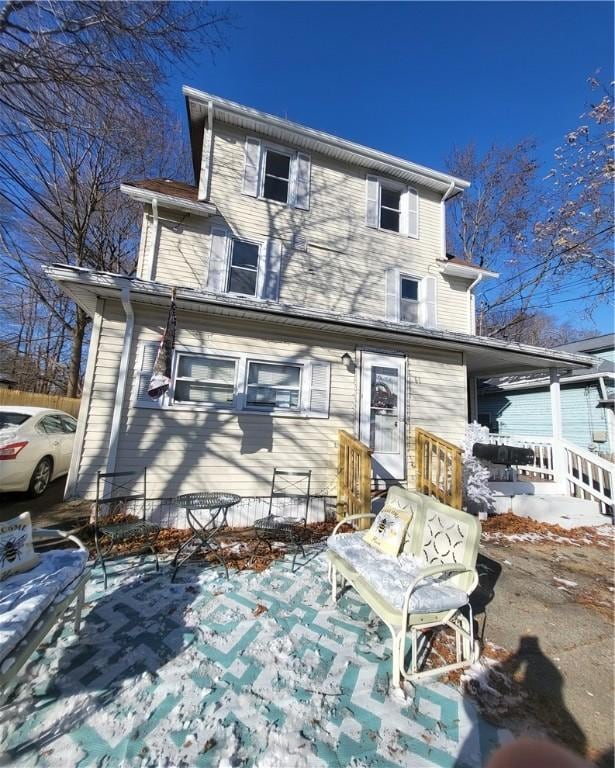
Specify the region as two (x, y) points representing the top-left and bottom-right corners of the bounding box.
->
(0, 512), (40, 581)
(364, 505), (413, 556)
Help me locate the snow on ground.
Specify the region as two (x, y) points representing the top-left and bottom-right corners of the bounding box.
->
(0, 551), (506, 767)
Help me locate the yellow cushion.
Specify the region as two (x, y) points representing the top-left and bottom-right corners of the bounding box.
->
(364, 505), (413, 556)
(0, 512), (40, 581)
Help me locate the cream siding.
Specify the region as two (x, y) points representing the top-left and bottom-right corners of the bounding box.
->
(74, 301), (468, 505)
(136, 123), (472, 333)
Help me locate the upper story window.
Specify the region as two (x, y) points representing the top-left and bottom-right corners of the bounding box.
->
(366, 176), (419, 238)
(400, 276), (420, 322)
(228, 239), (260, 295)
(242, 137), (311, 210)
(207, 228), (282, 302)
(385, 268), (436, 328)
(263, 150), (292, 204)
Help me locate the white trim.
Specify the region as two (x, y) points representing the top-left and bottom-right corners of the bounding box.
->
(106, 285), (135, 474)
(120, 184), (217, 217)
(183, 86), (470, 195)
(64, 299), (104, 499)
(440, 262), (499, 279)
(197, 99), (214, 201)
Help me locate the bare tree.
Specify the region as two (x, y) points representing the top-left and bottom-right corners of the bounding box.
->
(0, 1), (228, 127)
(447, 77), (614, 341)
(0, 98), (191, 396)
(480, 308), (591, 347)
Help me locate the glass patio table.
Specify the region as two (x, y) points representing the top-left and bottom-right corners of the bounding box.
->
(171, 492), (241, 581)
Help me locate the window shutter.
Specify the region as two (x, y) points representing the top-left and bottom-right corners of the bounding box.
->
(133, 343), (162, 408)
(242, 137), (261, 197)
(366, 175), (380, 228)
(385, 267), (400, 322)
(307, 362), (331, 418)
(294, 152), (311, 210)
(257, 239), (282, 302)
(207, 227), (229, 293)
(406, 187), (419, 239)
(422, 275), (437, 328)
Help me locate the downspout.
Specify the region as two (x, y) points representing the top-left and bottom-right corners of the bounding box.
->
(467, 272), (483, 335)
(440, 180), (456, 260)
(147, 198), (159, 281)
(106, 283), (135, 475)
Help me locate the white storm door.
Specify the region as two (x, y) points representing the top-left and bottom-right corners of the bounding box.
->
(359, 351), (406, 480)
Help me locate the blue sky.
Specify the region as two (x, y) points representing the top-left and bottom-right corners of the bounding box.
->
(165, 1), (614, 334)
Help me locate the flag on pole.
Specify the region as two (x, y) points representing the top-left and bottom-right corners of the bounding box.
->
(148, 288), (177, 399)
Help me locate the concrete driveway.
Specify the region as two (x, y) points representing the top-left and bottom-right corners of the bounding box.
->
(0, 477), (90, 529)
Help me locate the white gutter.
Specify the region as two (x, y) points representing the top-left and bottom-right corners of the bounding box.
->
(120, 183), (217, 217)
(106, 283), (135, 475)
(442, 180), (456, 202)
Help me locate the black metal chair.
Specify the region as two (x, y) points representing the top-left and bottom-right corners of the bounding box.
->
(94, 469), (160, 589)
(252, 468), (312, 572)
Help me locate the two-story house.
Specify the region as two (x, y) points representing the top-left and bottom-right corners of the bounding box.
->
(47, 88), (592, 523)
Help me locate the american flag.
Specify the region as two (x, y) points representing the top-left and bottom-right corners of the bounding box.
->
(148, 289), (177, 399)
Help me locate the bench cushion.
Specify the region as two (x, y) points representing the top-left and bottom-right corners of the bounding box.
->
(327, 532), (468, 614)
(0, 549), (88, 668)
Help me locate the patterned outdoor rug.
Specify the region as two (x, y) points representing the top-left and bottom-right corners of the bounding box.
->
(0, 549), (505, 767)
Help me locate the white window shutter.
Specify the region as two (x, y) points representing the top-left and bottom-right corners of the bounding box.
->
(307, 362), (331, 418)
(207, 228), (229, 293)
(294, 152), (311, 210)
(422, 275), (437, 328)
(406, 187), (419, 239)
(385, 267), (400, 322)
(133, 343), (162, 408)
(242, 137), (261, 197)
(257, 239), (282, 302)
(366, 175), (380, 228)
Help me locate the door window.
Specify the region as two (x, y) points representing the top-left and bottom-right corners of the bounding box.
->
(38, 415), (65, 434)
(369, 366), (399, 453)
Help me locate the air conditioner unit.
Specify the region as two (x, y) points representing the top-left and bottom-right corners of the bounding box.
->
(592, 430), (607, 443)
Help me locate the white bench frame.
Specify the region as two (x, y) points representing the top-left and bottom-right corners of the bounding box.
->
(0, 528), (90, 705)
(327, 490), (481, 688)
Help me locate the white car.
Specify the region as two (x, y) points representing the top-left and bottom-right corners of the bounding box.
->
(0, 406), (78, 496)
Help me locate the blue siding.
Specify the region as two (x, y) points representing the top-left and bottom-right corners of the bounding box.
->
(479, 382), (611, 452)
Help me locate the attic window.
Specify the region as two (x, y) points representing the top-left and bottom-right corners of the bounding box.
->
(263, 149), (291, 203)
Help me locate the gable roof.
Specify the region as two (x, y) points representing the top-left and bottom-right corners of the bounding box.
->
(183, 87), (470, 197)
(120, 179), (216, 216)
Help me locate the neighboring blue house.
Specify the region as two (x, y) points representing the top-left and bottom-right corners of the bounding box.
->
(478, 334), (615, 459)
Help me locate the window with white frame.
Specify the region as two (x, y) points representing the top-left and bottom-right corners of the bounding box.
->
(380, 185), (403, 232)
(242, 137), (311, 210)
(227, 239), (260, 296)
(366, 176), (419, 238)
(173, 354), (236, 406)
(400, 276), (420, 322)
(262, 149), (292, 204)
(246, 361), (302, 410)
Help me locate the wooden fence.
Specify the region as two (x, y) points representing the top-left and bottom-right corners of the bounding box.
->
(415, 427), (463, 509)
(336, 430), (373, 529)
(0, 389), (81, 417)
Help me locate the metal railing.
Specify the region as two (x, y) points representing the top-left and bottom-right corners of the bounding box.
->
(336, 430), (372, 530)
(415, 428), (463, 510)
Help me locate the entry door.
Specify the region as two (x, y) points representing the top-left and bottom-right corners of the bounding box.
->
(359, 351), (406, 480)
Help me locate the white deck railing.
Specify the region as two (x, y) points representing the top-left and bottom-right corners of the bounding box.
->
(487, 433), (614, 517)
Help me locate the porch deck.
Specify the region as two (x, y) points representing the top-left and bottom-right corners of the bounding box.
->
(1, 551), (503, 767)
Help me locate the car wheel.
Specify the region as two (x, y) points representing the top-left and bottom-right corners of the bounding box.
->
(28, 457), (53, 497)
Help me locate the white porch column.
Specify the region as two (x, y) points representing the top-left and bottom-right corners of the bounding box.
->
(550, 369), (566, 487)
(468, 376), (479, 423)
(550, 369), (563, 440)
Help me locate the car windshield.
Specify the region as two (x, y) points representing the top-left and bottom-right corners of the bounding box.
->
(0, 411), (31, 429)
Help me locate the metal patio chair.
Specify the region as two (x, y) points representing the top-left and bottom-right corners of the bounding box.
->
(252, 468), (312, 572)
(94, 468), (160, 589)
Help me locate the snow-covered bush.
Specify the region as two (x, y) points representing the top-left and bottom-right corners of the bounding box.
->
(462, 422), (495, 517)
